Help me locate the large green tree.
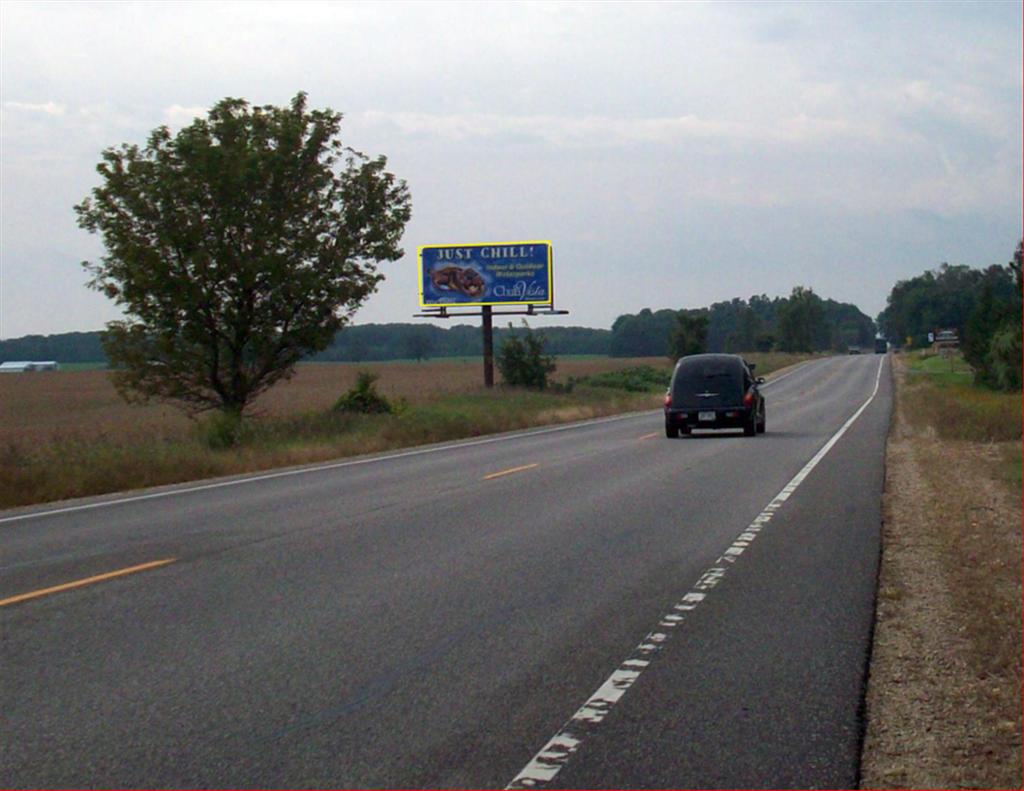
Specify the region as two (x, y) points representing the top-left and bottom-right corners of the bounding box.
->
(667, 310), (709, 360)
(609, 308), (679, 357)
(876, 247), (1021, 389)
(963, 276), (1013, 375)
(728, 305), (763, 352)
(875, 263), (1011, 347)
(75, 93), (411, 414)
(777, 286), (826, 352)
(976, 241), (1023, 390)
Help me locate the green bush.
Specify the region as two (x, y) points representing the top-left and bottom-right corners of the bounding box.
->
(987, 324), (1022, 392)
(333, 371), (396, 414)
(497, 322), (556, 389)
(199, 410), (247, 449)
(575, 366), (670, 392)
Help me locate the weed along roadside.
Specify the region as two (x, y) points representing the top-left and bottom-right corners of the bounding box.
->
(0, 354), (813, 510)
(859, 351), (1022, 789)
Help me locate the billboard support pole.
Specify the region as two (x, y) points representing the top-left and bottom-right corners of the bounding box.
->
(482, 305), (494, 388)
(416, 240), (567, 386)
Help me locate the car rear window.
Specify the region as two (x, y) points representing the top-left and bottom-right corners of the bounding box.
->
(672, 358), (744, 401)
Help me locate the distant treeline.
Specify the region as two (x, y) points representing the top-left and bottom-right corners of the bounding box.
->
(877, 243), (1022, 390)
(0, 291), (876, 365)
(609, 292), (876, 357)
(0, 331), (107, 364)
(877, 260), (1019, 348)
(310, 323), (612, 361)
(9, 253), (1017, 388)
(0, 324), (613, 365)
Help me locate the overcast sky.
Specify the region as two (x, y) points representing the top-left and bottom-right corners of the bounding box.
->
(1, 1), (1021, 338)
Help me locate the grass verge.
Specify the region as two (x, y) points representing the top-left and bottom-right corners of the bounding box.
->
(860, 353), (1021, 788)
(903, 350), (1019, 442)
(0, 386), (657, 509)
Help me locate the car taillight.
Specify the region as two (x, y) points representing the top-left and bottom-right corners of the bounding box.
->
(743, 391), (753, 407)
(664, 393), (672, 408)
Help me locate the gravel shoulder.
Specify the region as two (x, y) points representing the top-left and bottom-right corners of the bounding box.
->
(860, 355), (1022, 788)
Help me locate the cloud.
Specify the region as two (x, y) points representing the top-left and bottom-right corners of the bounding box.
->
(163, 104), (208, 129)
(358, 110), (735, 146)
(357, 110), (888, 149)
(3, 101), (66, 116)
(877, 80), (1013, 142)
(0, 1), (1018, 336)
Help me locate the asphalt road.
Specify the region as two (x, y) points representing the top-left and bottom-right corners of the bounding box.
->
(1, 354), (891, 789)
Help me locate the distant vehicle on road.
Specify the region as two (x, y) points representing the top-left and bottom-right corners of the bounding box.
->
(664, 353), (765, 438)
(874, 338), (887, 354)
(847, 345), (861, 355)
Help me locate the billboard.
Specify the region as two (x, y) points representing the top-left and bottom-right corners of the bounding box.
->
(418, 241), (553, 308)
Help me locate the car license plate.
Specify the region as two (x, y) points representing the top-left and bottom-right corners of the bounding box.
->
(698, 411), (716, 422)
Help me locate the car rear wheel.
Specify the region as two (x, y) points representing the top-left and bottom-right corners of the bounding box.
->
(744, 412), (757, 437)
(757, 412), (766, 433)
(665, 422), (679, 438)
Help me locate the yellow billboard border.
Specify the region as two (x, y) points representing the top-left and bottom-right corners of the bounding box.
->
(417, 240), (554, 309)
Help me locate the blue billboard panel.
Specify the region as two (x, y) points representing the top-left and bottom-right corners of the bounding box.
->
(418, 241), (553, 307)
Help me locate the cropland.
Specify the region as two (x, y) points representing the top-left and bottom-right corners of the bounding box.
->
(2, 357), (657, 448)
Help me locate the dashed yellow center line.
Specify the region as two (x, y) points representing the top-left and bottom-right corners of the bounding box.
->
(483, 463), (539, 480)
(0, 558), (177, 607)
(638, 432), (659, 441)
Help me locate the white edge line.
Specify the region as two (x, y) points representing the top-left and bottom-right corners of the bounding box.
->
(0, 357), (823, 527)
(505, 356), (885, 789)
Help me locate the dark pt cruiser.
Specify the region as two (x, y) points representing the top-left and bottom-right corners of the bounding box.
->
(664, 353), (766, 437)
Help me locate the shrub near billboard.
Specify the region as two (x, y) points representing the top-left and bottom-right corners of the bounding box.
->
(418, 241), (553, 308)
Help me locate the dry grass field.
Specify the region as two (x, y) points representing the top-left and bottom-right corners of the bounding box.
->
(0, 353), (810, 509)
(0, 357), (667, 447)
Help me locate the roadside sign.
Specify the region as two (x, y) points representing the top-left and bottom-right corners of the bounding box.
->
(418, 241), (553, 308)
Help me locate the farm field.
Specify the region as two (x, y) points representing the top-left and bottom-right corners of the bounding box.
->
(0, 356), (669, 448)
(0, 353), (808, 509)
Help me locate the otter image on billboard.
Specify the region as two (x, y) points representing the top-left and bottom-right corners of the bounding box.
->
(418, 242), (553, 308)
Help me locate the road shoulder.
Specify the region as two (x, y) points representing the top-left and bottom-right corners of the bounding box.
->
(860, 355), (1021, 788)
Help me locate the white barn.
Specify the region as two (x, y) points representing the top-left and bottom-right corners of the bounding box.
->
(0, 361), (60, 373)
